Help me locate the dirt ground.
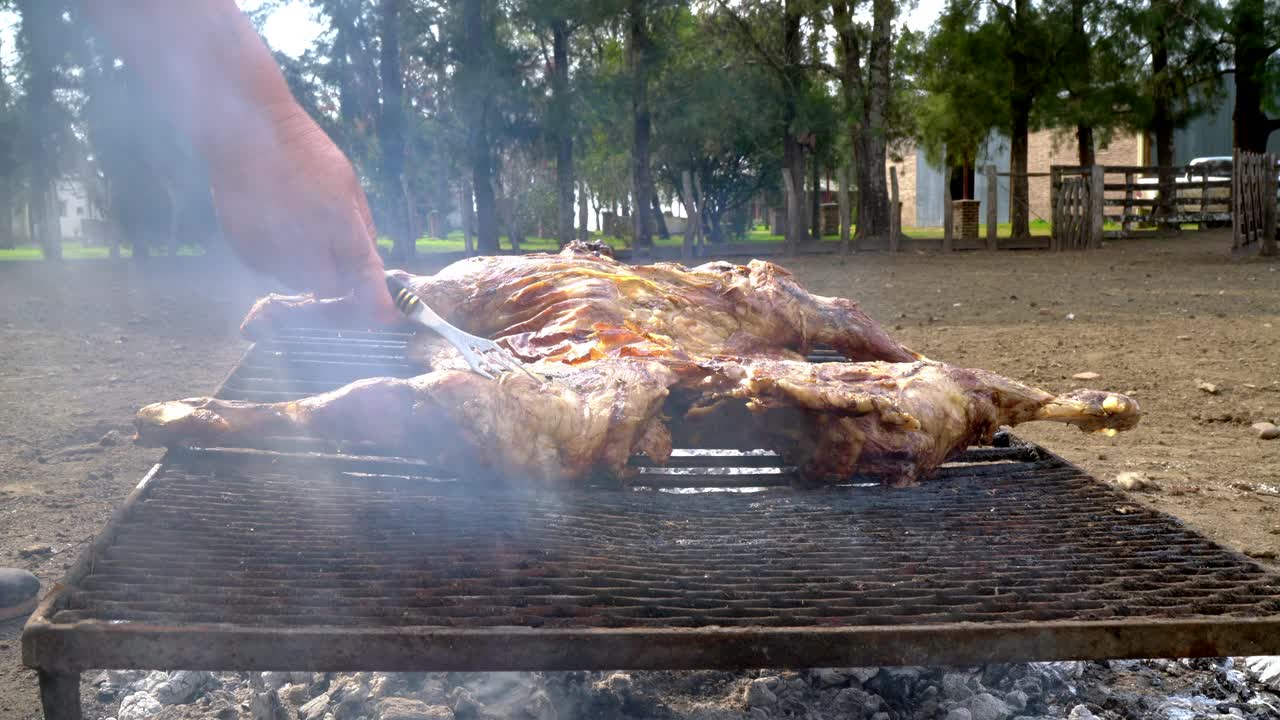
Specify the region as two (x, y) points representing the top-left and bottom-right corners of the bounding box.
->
(1, 229), (1278, 719)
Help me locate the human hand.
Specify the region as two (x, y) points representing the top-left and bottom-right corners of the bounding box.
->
(206, 104), (397, 324)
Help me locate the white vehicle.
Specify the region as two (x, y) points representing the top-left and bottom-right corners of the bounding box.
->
(1132, 156), (1231, 225)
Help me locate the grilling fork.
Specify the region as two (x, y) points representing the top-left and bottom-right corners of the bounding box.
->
(385, 272), (542, 382)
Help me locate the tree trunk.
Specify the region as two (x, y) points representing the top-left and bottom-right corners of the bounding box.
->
(857, 0), (893, 241)
(1009, 97), (1032, 239)
(1071, 0), (1095, 166)
(809, 144), (821, 239)
(379, 0), (412, 260)
(577, 180), (589, 242)
(1077, 126), (1095, 167)
(551, 19), (575, 247)
(782, 0), (805, 251)
(1150, 6), (1176, 221)
(1231, 0), (1279, 153)
(19, 0), (62, 260)
(462, 0), (499, 252)
(650, 191), (670, 239)
(0, 178), (12, 249)
(627, 0), (653, 250)
(832, 1), (865, 241)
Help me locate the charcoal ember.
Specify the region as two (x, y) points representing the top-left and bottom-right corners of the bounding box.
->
(746, 709), (769, 720)
(745, 678), (778, 708)
(117, 692), (163, 720)
(1012, 677), (1044, 698)
(832, 686), (883, 715)
(523, 689), (557, 720)
(450, 688), (484, 719)
(946, 710), (974, 720)
(152, 671), (213, 705)
(1066, 708), (1099, 720)
(279, 683), (311, 706)
(299, 693), (332, 720)
(376, 697), (454, 720)
(963, 692), (1014, 720)
(251, 691), (288, 720)
(863, 667), (920, 703)
(871, 713), (891, 720)
(813, 668), (851, 688)
(1005, 690), (1029, 711)
(943, 673), (979, 701)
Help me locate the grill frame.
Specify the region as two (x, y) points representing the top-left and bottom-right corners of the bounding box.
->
(22, 328), (1280, 719)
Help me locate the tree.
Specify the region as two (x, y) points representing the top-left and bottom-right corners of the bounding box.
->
(921, 0), (1058, 240)
(378, 0), (413, 260)
(626, 0), (655, 251)
(0, 34), (22, 250)
(1228, 0), (1280, 152)
(17, 0), (68, 260)
(456, 0), (503, 252)
(831, 0), (898, 242)
(1124, 0), (1226, 216)
(651, 9), (782, 242)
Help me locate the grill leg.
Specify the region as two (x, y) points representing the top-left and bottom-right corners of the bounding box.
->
(37, 670), (81, 720)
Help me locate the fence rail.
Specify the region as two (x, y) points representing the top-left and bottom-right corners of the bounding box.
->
(1051, 163), (1234, 238)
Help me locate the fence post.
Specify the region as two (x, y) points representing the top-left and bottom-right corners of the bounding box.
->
(1264, 153), (1278, 257)
(839, 164), (851, 254)
(1089, 165), (1104, 249)
(1122, 172), (1134, 235)
(985, 164), (997, 250)
(1049, 166), (1061, 251)
(890, 165), (901, 252)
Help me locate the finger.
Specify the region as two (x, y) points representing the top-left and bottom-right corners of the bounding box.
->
(336, 201), (399, 325)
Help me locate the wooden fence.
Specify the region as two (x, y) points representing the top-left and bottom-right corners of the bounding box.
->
(1051, 176), (1096, 250)
(1232, 149), (1278, 257)
(1052, 164), (1232, 239)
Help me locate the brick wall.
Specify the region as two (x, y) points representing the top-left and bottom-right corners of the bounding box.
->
(1025, 129), (1141, 221)
(848, 129), (1142, 230)
(889, 157), (918, 229)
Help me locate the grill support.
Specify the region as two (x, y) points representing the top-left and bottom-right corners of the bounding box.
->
(37, 671), (79, 720)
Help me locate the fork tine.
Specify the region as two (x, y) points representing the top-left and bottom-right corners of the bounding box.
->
(480, 345), (545, 383)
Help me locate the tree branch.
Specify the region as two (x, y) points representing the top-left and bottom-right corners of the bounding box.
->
(712, 0), (786, 78)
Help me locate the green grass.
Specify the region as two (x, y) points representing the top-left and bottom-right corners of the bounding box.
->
(0, 217), (1205, 261)
(0, 242), (210, 260)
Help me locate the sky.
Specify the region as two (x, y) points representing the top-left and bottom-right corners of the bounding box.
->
(238, 0), (947, 59)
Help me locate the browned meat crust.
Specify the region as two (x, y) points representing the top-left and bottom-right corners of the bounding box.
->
(144, 242), (1140, 485)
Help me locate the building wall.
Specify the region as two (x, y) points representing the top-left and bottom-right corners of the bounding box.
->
(899, 129), (1144, 228)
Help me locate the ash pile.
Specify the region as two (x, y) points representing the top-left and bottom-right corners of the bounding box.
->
(91, 657), (1280, 720)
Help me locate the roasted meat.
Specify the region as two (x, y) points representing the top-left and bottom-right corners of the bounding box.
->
(241, 241), (920, 365)
(138, 242), (1142, 485)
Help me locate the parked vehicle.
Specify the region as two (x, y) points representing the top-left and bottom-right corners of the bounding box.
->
(1133, 157), (1232, 226)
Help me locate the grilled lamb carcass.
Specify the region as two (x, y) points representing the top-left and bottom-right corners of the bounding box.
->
(135, 353), (1139, 486)
(138, 242), (1141, 484)
(240, 241), (920, 365)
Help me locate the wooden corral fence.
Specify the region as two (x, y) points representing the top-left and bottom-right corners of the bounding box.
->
(1051, 176), (1098, 250)
(1232, 149), (1278, 257)
(1052, 163), (1232, 240)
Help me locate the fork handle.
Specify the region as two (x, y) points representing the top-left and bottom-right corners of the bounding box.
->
(386, 273), (453, 334)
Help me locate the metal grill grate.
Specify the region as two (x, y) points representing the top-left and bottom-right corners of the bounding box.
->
(24, 328), (1280, 685)
(50, 449), (1280, 631)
